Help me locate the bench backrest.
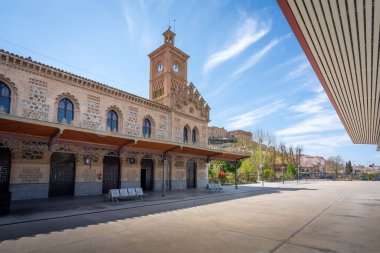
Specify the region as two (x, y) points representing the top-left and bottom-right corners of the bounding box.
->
(135, 188), (143, 195)
(110, 189), (120, 197)
(128, 188), (136, 195)
(119, 189), (129, 197)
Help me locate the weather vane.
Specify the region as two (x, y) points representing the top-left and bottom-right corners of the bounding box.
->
(168, 19), (176, 32)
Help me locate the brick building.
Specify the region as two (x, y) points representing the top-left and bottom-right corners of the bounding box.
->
(0, 29), (247, 201)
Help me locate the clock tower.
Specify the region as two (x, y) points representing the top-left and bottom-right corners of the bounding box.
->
(148, 28), (189, 107)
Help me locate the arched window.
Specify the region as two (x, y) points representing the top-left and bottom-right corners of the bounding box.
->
(143, 118), (151, 138)
(57, 98), (74, 124)
(183, 127), (188, 144)
(107, 110), (118, 132)
(0, 82), (11, 114)
(192, 129), (197, 145)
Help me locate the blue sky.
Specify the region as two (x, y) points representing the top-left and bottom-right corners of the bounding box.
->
(1, 0), (378, 166)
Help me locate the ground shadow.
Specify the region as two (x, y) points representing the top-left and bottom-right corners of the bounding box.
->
(0, 186), (316, 241)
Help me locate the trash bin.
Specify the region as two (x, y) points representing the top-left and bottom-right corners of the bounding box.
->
(0, 191), (11, 215)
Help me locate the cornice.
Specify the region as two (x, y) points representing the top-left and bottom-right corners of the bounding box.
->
(173, 109), (208, 124)
(148, 44), (189, 61)
(0, 49), (170, 113)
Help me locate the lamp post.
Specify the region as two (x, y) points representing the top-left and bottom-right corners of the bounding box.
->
(260, 164), (264, 187)
(234, 162), (238, 190)
(297, 165), (300, 183)
(281, 167), (285, 184)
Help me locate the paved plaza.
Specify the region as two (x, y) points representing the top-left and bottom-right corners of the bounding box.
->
(0, 181), (379, 253)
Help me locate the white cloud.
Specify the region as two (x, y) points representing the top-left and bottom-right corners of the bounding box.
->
(233, 34), (291, 76)
(276, 113), (342, 136)
(225, 100), (284, 130)
(289, 92), (329, 115)
(203, 17), (271, 73)
(280, 133), (351, 155)
(264, 54), (306, 76)
(233, 38), (280, 75)
(286, 61), (311, 79)
(120, 1), (154, 49)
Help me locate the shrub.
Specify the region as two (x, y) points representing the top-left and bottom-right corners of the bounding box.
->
(263, 169), (274, 181)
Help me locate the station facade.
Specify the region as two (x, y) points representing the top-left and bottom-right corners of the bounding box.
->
(0, 29), (247, 201)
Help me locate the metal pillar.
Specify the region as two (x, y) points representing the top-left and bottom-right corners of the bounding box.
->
(282, 167), (285, 184)
(234, 162), (238, 189)
(162, 153), (166, 197)
(297, 165), (300, 183)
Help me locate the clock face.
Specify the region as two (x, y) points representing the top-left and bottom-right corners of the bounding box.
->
(172, 63), (179, 74)
(157, 63), (164, 73)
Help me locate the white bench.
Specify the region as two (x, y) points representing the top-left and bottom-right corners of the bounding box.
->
(207, 183), (223, 192)
(108, 188), (146, 202)
(109, 189), (121, 202)
(135, 188), (145, 200)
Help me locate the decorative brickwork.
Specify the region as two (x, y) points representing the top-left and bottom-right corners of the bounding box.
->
(29, 78), (47, 88)
(22, 81), (50, 121)
(87, 95), (100, 115)
(171, 78), (184, 90)
(21, 149), (44, 160)
(126, 106), (140, 136)
(201, 126), (207, 145)
(22, 100), (50, 121)
(152, 78), (164, 99)
(156, 115), (168, 140)
(81, 113), (102, 130)
(174, 118), (182, 142)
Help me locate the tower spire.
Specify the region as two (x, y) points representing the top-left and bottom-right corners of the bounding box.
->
(163, 27), (175, 45)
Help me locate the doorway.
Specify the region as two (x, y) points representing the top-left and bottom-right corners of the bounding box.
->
(186, 160), (196, 188)
(102, 156), (120, 194)
(141, 159), (153, 191)
(49, 152), (75, 197)
(0, 147), (11, 194)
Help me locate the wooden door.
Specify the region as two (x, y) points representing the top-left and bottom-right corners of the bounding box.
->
(49, 152), (75, 197)
(102, 156), (120, 194)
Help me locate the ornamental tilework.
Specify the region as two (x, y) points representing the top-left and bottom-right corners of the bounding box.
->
(22, 100), (50, 121)
(81, 113), (103, 130)
(157, 115), (168, 140)
(174, 118), (181, 142)
(126, 106), (140, 136)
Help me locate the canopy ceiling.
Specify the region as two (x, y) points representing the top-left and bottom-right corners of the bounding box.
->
(278, 0), (380, 149)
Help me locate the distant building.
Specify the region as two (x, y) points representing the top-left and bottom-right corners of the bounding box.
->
(300, 155), (326, 174)
(228, 130), (252, 141)
(208, 126), (228, 138)
(207, 127), (253, 146)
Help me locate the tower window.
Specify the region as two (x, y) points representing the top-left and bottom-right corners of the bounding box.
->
(57, 98), (74, 124)
(107, 110), (118, 132)
(0, 82), (11, 114)
(153, 88), (164, 99)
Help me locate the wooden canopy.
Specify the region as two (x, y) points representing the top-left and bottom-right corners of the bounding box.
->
(0, 114), (249, 161)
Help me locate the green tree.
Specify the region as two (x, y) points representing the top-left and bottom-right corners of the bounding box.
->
(287, 164), (297, 179)
(239, 159), (257, 183)
(263, 169), (274, 181)
(345, 161), (353, 175)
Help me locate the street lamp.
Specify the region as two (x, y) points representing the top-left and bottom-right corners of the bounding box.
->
(234, 162), (238, 190)
(297, 165), (300, 183)
(281, 167), (285, 184)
